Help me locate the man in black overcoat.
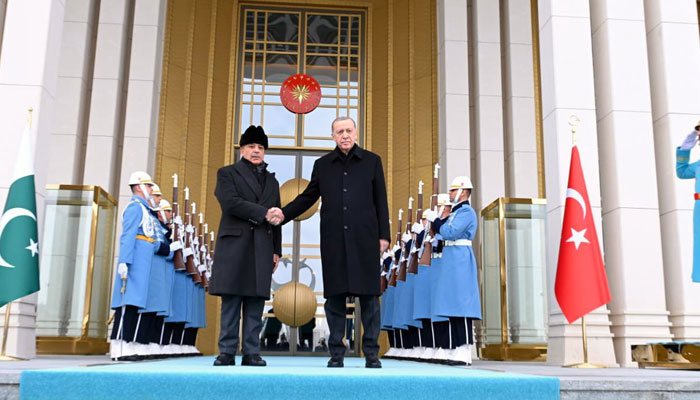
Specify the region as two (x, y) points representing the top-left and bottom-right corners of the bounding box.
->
(277, 116), (390, 368)
(209, 125), (282, 367)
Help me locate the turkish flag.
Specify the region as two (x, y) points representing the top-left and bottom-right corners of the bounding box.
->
(555, 145), (611, 323)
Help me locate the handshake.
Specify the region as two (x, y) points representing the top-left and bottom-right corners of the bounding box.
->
(266, 207), (285, 226)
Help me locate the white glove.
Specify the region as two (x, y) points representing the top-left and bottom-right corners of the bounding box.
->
(401, 232), (411, 243)
(173, 215), (183, 226)
(198, 264), (207, 273)
(680, 131), (698, 150)
(118, 263), (128, 280)
(205, 271), (212, 280)
(170, 241), (182, 252)
(411, 222), (424, 234)
(392, 244), (400, 253)
(423, 209), (437, 222)
(183, 247), (193, 258)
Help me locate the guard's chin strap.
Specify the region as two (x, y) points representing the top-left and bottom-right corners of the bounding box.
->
(452, 189), (463, 205)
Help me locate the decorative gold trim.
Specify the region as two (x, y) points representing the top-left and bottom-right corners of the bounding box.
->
(497, 197), (508, 345)
(36, 337), (109, 355)
(79, 189), (100, 339)
(530, 0), (545, 198)
(480, 197), (547, 216)
(225, 1), (240, 165)
(480, 343), (547, 362)
(387, 0), (393, 217)
(200, 0), (219, 215)
(178, 1), (197, 183)
(45, 185), (118, 206)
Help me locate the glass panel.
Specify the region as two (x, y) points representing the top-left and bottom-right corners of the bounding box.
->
(306, 56), (337, 86)
(245, 11), (255, 40)
(480, 204), (501, 345)
(266, 12), (299, 43)
(263, 106), (296, 137)
(265, 54), (298, 84)
(307, 15), (339, 44)
(36, 188), (116, 340)
(256, 12), (266, 41)
(304, 106), (337, 138)
(504, 203), (548, 344)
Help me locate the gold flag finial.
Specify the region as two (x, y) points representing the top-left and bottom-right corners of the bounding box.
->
(568, 115), (581, 146)
(27, 108), (34, 128)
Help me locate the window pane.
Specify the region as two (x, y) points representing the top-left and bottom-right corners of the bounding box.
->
(307, 15), (339, 44)
(266, 12), (299, 43)
(306, 56), (337, 86)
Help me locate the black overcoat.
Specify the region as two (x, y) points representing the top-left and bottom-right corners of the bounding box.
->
(282, 145), (390, 297)
(209, 161), (281, 298)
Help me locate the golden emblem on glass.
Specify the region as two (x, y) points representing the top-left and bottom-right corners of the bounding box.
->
(280, 74), (321, 114)
(279, 178), (319, 221)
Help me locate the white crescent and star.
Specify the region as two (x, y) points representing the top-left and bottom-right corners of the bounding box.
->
(0, 207), (38, 268)
(565, 188), (590, 250)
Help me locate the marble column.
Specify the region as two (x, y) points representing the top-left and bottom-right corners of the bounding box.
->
(0, 0), (65, 359)
(645, 0), (700, 341)
(82, 0), (133, 196)
(471, 0), (505, 211)
(501, 0), (538, 199)
(437, 0), (471, 190)
(538, 0), (617, 366)
(47, 0), (99, 185)
(590, 0), (673, 367)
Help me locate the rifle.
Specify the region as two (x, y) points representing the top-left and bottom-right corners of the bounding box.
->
(171, 174), (186, 271)
(388, 209), (402, 287)
(419, 164), (440, 266)
(183, 195), (200, 281)
(198, 217), (209, 289)
(407, 181), (424, 274)
(380, 221), (390, 293)
(397, 198), (413, 282)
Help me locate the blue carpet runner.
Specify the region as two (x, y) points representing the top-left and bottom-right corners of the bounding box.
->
(20, 356), (559, 400)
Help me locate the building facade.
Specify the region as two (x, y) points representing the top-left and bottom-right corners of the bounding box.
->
(0, 0), (699, 367)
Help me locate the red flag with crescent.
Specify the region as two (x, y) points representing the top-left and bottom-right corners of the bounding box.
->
(555, 145), (611, 323)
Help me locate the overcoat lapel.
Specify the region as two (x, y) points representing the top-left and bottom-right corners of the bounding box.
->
(234, 161), (262, 199)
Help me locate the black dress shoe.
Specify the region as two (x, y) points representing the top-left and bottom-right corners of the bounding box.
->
(327, 356), (344, 368)
(241, 354), (267, 366)
(213, 353), (236, 366)
(365, 356), (382, 368)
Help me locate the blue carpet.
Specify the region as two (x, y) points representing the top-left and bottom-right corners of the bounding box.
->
(20, 356), (559, 400)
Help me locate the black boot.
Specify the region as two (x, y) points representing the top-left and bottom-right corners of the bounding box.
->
(241, 354), (267, 366)
(213, 353), (236, 366)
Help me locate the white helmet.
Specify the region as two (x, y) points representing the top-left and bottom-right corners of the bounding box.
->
(158, 199), (172, 211)
(437, 193), (451, 206)
(151, 184), (162, 196)
(128, 171), (155, 186)
(449, 176), (473, 190)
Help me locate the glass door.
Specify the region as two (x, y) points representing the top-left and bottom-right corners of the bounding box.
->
(234, 6), (366, 356)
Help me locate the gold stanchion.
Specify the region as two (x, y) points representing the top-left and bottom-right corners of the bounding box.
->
(564, 315), (605, 368)
(1, 302), (23, 361)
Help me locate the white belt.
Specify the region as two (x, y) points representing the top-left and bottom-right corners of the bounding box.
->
(443, 239), (472, 247)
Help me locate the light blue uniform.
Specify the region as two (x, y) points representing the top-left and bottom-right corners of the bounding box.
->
(413, 234), (431, 320)
(157, 225), (176, 317)
(391, 240), (411, 330)
(676, 146), (700, 282)
(428, 233), (448, 323)
(111, 196), (156, 309)
(380, 248), (400, 330)
(397, 233), (423, 329)
(431, 202), (482, 319)
(141, 215), (170, 314)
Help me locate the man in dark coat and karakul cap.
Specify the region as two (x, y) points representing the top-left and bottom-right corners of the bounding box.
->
(278, 116), (390, 369)
(209, 125), (282, 367)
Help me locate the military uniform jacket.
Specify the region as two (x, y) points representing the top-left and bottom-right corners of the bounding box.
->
(209, 160), (282, 298)
(282, 145), (390, 297)
(111, 195), (158, 309)
(676, 146), (700, 282)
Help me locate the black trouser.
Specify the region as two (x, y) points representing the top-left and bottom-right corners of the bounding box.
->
(110, 306), (140, 342)
(325, 295), (380, 358)
(183, 328), (199, 346)
(433, 318), (474, 349)
(135, 312), (156, 344)
(150, 316), (166, 344)
(169, 322), (186, 345)
(419, 319), (435, 348)
(386, 329), (395, 347)
(217, 295), (265, 355)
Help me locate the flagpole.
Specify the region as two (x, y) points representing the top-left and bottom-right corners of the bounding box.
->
(562, 115), (604, 369)
(0, 302), (22, 361)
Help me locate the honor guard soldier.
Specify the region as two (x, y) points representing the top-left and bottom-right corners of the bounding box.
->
(425, 193), (451, 363)
(110, 171), (159, 361)
(424, 177), (481, 365)
(677, 121), (700, 282)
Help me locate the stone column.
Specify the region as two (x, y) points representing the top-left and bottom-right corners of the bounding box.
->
(538, 0), (617, 366)
(590, 0), (673, 367)
(82, 0), (133, 196)
(501, 0), (538, 199)
(0, 0), (65, 359)
(437, 0), (471, 190)
(471, 0), (505, 211)
(47, 0), (99, 185)
(645, 0), (700, 341)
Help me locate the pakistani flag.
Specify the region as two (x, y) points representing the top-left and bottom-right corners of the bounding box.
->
(0, 120), (39, 308)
